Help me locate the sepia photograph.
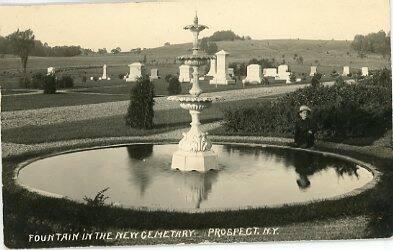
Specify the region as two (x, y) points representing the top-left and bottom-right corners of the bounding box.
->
(0, 0), (392, 249)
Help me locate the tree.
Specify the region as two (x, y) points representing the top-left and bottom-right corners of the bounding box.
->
(165, 74), (181, 95)
(125, 76), (155, 129)
(97, 48), (107, 54)
(111, 48), (121, 54)
(6, 29), (35, 85)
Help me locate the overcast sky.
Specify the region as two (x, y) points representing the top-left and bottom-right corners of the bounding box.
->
(0, 0), (390, 51)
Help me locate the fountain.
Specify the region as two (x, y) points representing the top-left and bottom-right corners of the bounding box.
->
(167, 14), (222, 172)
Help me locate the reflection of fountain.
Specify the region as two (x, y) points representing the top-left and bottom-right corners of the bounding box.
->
(168, 14), (222, 172)
(177, 171), (218, 209)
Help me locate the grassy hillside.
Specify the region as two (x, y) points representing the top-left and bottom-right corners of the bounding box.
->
(0, 39), (389, 88)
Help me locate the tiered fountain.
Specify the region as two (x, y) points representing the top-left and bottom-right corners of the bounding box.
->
(168, 14), (222, 172)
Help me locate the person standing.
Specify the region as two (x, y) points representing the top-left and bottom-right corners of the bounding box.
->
(294, 105), (316, 148)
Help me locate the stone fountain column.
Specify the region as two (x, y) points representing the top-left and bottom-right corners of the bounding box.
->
(168, 14), (222, 172)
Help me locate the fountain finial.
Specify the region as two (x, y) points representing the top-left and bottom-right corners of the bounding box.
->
(194, 11), (198, 25)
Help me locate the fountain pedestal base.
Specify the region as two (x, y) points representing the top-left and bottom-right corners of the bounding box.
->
(171, 150), (218, 172)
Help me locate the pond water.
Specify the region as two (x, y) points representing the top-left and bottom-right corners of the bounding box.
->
(18, 144), (374, 212)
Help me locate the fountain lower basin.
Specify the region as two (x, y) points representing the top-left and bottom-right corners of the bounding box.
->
(16, 143), (376, 212)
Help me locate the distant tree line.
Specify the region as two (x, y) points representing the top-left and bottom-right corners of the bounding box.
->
(199, 30), (251, 55)
(351, 30), (391, 57)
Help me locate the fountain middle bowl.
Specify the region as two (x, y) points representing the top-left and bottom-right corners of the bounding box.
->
(15, 143), (379, 213)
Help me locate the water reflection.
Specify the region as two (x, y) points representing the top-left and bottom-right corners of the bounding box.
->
(126, 145), (154, 196)
(18, 144), (372, 211)
(126, 144), (218, 208)
(222, 145), (360, 190)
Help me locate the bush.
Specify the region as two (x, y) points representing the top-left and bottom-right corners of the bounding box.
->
(18, 77), (31, 88)
(118, 73), (125, 79)
(290, 73), (296, 83)
(57, 75), (74, 88)
(363, 68), (391, 88)
(166, 74), (181, 95)
(93, 76), (99, 82)
(43, 75), (57, 94)
(223, 79), (391, 141)
(125, 76), (155, 129)
(311, 73), (322, 87)
(31, 72), (45, 89)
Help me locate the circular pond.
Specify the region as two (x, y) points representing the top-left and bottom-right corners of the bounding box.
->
(17, 144), (374, 212)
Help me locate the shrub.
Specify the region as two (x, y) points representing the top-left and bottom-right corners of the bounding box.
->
(363, 68), (391, 88)
(166, 74), (181, 95)
(93, 76), (99, 82)
(82, 74), (87, 83)
(18, 76), (31, 88)
(290, 73), (296, 83)
(222, 79), (391, 141)
(43, 75), (56, 94)
(31, 72), (45, 89)
(57, 75), (74, 88)
(118, 73), (125, 79)
(125, 76), (155, 129)
(311, 73), (322, 87)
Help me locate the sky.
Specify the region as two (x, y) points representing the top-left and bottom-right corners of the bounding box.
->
(0, 0), (390, 51)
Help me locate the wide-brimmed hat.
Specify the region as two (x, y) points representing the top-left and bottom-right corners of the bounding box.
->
(299, 105), (311, 113)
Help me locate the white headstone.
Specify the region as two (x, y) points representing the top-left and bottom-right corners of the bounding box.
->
(207, 58), (216, 77)
(264, 68), (277, 77)
(179, 65), (192, 83)
(276, 64), (291, 81)
(361, 67), (369, 76)
(310, 66), (317, 76)
(101, 64), (108, 80)
(150, 68), (159, 80)
(242, 64), (262, 84)
(342, 66), (350, 76)
(210, 50), (235, 85)
(47, 67), (55, 75)
(228, 68), (235, 78)
(90, 76), (94, 80)
(296, 78), (301, 82)
(126, 62), (145, 82)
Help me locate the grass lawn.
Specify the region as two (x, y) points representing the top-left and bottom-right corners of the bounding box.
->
(2, 98), (269, 144)
(1, 92), (130, 111)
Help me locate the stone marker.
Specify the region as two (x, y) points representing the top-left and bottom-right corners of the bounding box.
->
(296, 78), (301, 82)
(342, 66), (350, 76)
(362, 67), (369, 76)
(242, 64), (262, 84)
(126, 62), (145, 82)
(101, 64), (108, 80)
(264, 68), (278, 77)
(228, 68), (235, 78)
(179, 64), (192, 83)
(47, 67), (55, 75)
(276, 64), (291, 82)
(206, 58), (216, 77)
(90, 76), (94, 80)
(310, 66), (317, 76)
(150, 68), (160, 80)
(210, 50), (235, 85)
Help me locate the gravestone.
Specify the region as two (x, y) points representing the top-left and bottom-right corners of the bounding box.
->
(228, 68), (235, 78)
(207, 58), (216, 77)
(263, 68), (277, 77)
(242, 64), (262, 84)
(210, 50), (235, 85)
(126, 62), (145, 82)
(310, 66), (317, 76)
(276, 64), (290, 82)
(178, 65), (192, 83)
(47, 67), (55, 75)
(101, 64), (108, 80)
(362, 67), (369, 76)
(150, 68), (160, 80)
(342, 66), (350, 76)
